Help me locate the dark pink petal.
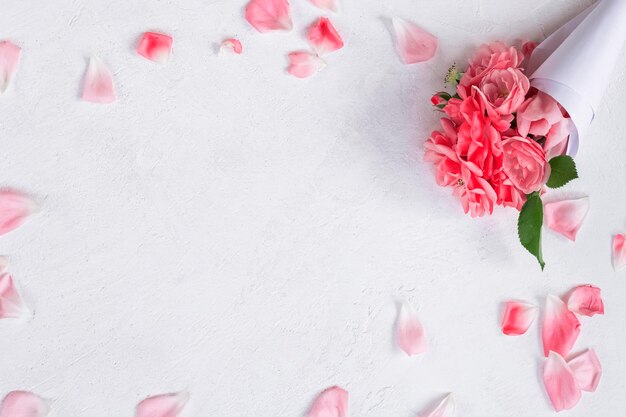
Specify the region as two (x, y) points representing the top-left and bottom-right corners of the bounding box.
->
(308, 386), (348, 417)
(245, 0), (293, 33)
(0, 273), (30, 319)
(544, 197), (590, 241)
(220, 38), (243, 55)
(501, 301), (538, 336)
(81, 56), (116, 104)
(422, 394), (455, 417)
(0, 190), (37, 236)
(307, 18), (344, 56)
(613, 234), (626, 271)
(309, 0), (339, 13)
(0, 392), (49, 417)
(137, 393), (188, 417)
(0, 40), (21, 94)
(287, 52), (326, 78)
(137, 32), (173, 64)
(543, 351), (582, 412)
(567, 349), (602, 392)
(542, 295), (581, 357)
(391, 17), (437, 64)
(396, 301), (427, 356)
(567, 285), (604, 317)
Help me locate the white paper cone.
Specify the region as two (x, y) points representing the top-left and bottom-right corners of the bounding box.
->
(528, 0), (626, 156)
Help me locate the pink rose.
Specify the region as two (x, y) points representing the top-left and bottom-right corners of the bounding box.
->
(478, 68), (530, 115)
(491, 170), (526, 211)
(501, 136), (550, 195)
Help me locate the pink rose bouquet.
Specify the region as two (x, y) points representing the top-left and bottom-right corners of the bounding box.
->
(424, 41), (580, 269)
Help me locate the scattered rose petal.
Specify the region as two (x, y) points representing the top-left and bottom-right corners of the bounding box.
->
(309, 0), (339, 14)
(287, 52), (326, 78)
(81, 56), (116, 104)
(544, 197), (590, 241)
(543, 351), (582, 412)
(0, 40), (21, 94)
(0, 273), (31, 319)
(307, 17), (344, 56)
(612, 234), (626, 271)
(567, 349), (602, 392)
(137, 392), (188, 417)
(396, 300), (427, 356)
(308, 386), (348, 417)
(542, 295), (581, 357)
(0, 391), (49, 417)
(501, 301), (538, 336)
(567, 285), (604, 317)
(220, 38), (243, 55)
(391, 17), (438, 64)
(137, 32), (173, 64)
(245, 0), (293, 33)
(422, 393), (455, 417)
(0, 190), (38, 236)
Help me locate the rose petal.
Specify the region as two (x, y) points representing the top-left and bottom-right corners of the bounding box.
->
(544, 197), (590, 241)
(137, 32), (173, 64)
(309, 0), (339, 14)
(396, 300), (427, 356)
(542, 295), (581, 357)
(612, 234), (626, 271)
(308, 386), (348, 417)
(422, 393), (455, 417)
(287, 52), (326, 78)
(501, 301), (538, 336)
(0, 392), (49, 417)
(543, 351), (582, 412)
(0, 190), (37, 236)
(307, 18), (344, 56)
(81, 56), (116, 104)
(0, 273), (31, 319)
(137, 393), (188, 417)
(391, 17), (438, 64)
(220, 38), (243, 55)
(0, 40), (21, 94)
(245, 0), (293, 33)
(567, 349), (602, 392)
(567, 285), (604, 317)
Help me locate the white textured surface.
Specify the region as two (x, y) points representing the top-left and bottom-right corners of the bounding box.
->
(0, 0), (624, 416)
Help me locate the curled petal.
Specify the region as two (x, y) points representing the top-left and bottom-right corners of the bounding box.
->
(308, 386), (348, 417)
(0, 391), (49, 417)
(544, 197), (590, 241)
(567, 285), (604, 317)
(81, 56), (116, 104)
(287, 52), (326, 78)
(220, 38), (243, 55)
(0, 190), (37, 236)
(307, 18), (344, 56)
(396, 301), (427, 356)
(137, 393), (188, 417)
(309, 0), (339, 13)
(245, 0), (293, 33)
(137, 32), (173, 64)
(0, 40), (21, 94)
(613, 234), (626, 271)
(543, 351), (582, 412)
(0, 273), (31, 319)
(391, 17), (437, 64)
(542, 295), (580, 357)
(501, 301), (538, 336)
(567, 349), (602, 392)
(422, 393), (455, 417)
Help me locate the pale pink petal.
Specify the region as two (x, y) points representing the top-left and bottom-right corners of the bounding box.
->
(501, 301), (538, 336)
(0, 273), (30, 319)
(307, 18), (344, 56)
(0, 40), (21, 94)
(543, 351), (582, 412)
(396, 300), (427, 356)
(544, 197), (590, 241)
(542, 295), (581, 357)
(0, 391), (49, 417)
(245, 0), (293, 33)
(137, 392), (188, 417)
(287, 52), (326, 78)
(0, 190), (38, 236)
(391, 17), (438, 64)
(612, 234), (626, 271)
(220, 38), (243, 55)
(81, 56), (116, 104)
(567, 348), (602, 392)
(137, 32), (173, 64)
(308, 386), (348, 417)
(567, 285), (604, 317)
(421, 393), (455, 417)
(309, 0), (339, 13)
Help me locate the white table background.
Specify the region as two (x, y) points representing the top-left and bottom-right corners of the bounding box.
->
(1, 0), (624, 416)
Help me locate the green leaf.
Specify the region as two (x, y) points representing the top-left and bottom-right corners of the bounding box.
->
(546, 155), (578, 188)
(518, 192), (545, 270)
